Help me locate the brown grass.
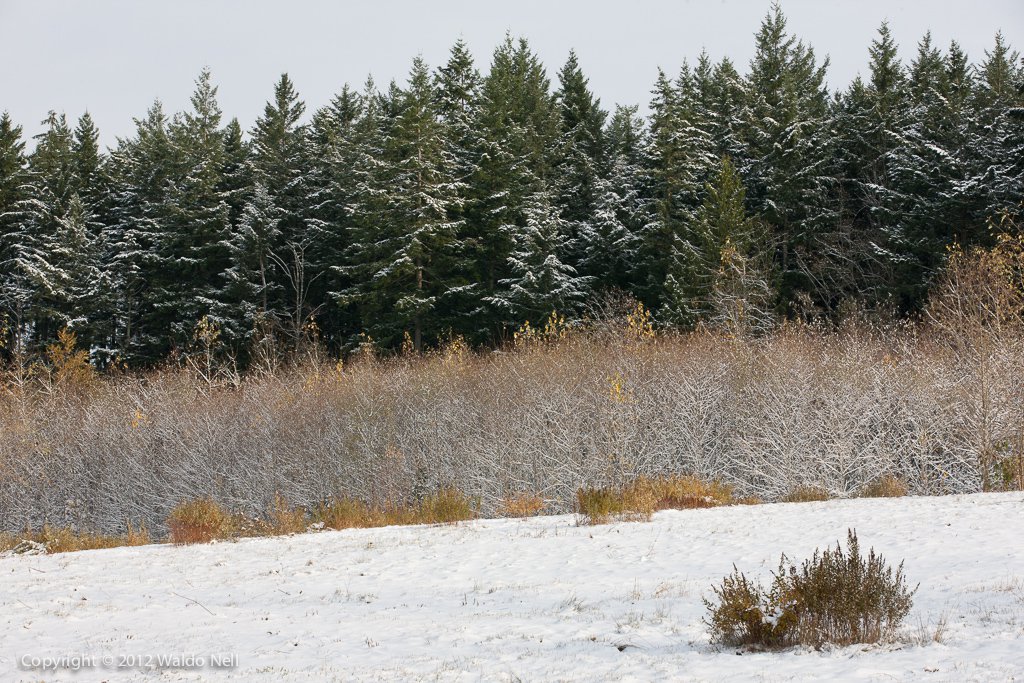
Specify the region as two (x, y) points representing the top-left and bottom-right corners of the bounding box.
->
(266, 493), (309, 535)
(577, 475), (737, 525)
(167, 497), (232, 545)
(498, 492), (547, 518)
(0, 523), (149, 555)
(781, 484), (831, 503)
(858, 475), (909, 498)
(648, 475), (736, 510)
(311, 489), (477, 530)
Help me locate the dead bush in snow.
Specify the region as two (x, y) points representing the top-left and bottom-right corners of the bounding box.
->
(704, 530), (917, 649)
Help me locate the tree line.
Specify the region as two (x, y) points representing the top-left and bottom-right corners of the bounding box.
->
(1, 6), (1022, 367)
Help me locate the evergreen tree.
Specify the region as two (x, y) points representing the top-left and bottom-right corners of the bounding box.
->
(552, 50), (607, 272)
(0, 112), (28, 354)
(306, 84), (363, 349)
(634, 65), (715, 310)
(580, 105), (645, 293)
(972, 33), (1024, 219)
(344, 57), (465, 351)
(104, 101), (174, 362)
(247, 74), (313, 346)
(151, 69), (232, 352)
(743, 3), (831, 312)
(661, 156), (770, 327)
(487, 187), (591, 322)
(434, 40), (485, 338)
(466, 35), (561, 338)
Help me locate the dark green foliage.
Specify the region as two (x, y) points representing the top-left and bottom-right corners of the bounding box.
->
(1, 11), (1021, 366)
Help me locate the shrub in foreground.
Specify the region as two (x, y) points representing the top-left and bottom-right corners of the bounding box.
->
(704, 530), (917, 649)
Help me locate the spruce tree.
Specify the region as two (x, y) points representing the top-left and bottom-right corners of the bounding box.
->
(434, 40), (485, 338)
(467, 35), (561, 338)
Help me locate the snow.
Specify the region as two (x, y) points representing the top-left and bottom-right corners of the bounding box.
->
(2, 492), (1023, 682)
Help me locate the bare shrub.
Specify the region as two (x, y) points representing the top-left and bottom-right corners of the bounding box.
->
(1, 304), (1021, 535)
(704, 530), (917, 649)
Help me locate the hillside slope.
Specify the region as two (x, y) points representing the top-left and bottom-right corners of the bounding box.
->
(2, 492), (1023, 681)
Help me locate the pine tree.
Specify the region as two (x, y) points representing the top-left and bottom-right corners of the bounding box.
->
(248, 74), (314, 346)
(223, 180), (281, 342)
(306, 84), (363, 349)
(3, 111), (86, 350)
(972, 33), (1024, 220)
(661, 156), (770, 327)
(466, 35), (561, 339)
(152, 69), (232, 352)
(633, 65), (715, 310)
(434, 39), (485, 338)
(580, 105), (645, 293)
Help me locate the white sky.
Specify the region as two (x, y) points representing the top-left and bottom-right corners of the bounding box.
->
(1, 0), (1021, 147)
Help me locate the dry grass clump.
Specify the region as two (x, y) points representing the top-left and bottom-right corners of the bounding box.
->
(576, 480), (656, 525)
(781, 484), (831, 503)
(577, 475), (736, 525)
(859, 475), (909, 498)
(265, 493), (309, 535)
(704, 530), (917, 649)
(0, 523), (149, 555)
(167, 497), (232, 545)
(420, 487), (479, 524)
(649, 475), (736, 510)
(312, 489), (478, 531)
(498, 492), (547, 518)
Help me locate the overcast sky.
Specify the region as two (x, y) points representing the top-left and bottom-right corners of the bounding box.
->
(1, 0), (1021, 147)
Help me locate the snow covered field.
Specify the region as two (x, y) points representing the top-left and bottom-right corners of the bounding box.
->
(2, 492), (1023, 682)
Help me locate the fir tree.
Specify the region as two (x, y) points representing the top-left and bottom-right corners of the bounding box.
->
(743, 3), (831, 312)
(345, 57), (465, 351)
(552, 50), (608, 272)
(487, 187), (592, 323)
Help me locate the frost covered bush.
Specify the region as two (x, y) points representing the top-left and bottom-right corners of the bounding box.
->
(704, 530), (917, 649)
(1, 318), (1022, 535)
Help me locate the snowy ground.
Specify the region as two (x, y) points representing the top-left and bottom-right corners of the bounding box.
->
(2, 492), (1023, 682)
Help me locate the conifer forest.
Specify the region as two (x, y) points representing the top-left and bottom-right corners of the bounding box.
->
(1, 7), (1021, 366)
